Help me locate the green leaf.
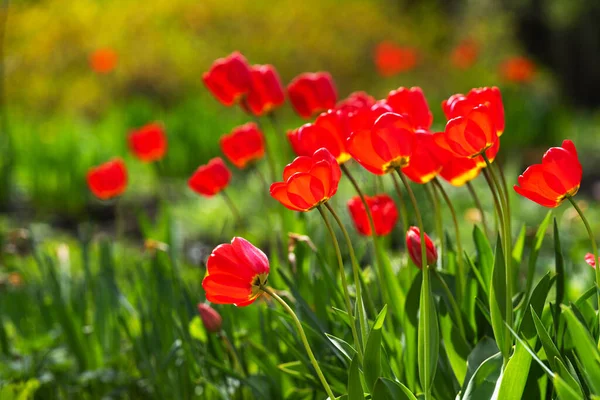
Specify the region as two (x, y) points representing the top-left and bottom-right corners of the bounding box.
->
(553, 357), (584, 399)
(438, 301), (470, 384)
(554, 375), (585, 400)
(326, 334), (357, 362)
(348, 355), (365, 400)
(473, 225), (493, 291)
(525, 210), (552, 300)
(553, 219), (565, 309)
(561, 305), (600, 394)
(461, 352), (503, 400)
(495, 341), (532, 400)
(364, 305), (387, 393)
(188, 316), (207, 343)
(531, 307), (561, 371)
(372, 378), (417, 400)
(518, 272), (553, 340)
(418, 267), (439, 394)
(512, 224), (526, 265)
(489, 236), (510, 360)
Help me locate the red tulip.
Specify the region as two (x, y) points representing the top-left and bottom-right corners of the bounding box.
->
(386, 87), (433, 130)
(220, 123), (265, 169)
(406, 226), (437, 268)
(585, 253), (598, 269)
(374, 41), (418, 77)
(287, 72), (337, 118)
(90, 48), (117, 74)
(451, 39), (479, 69)
(432, 132), (482, 186)
(443, 87), (505, 136)
(347, 194), (398, 236)
(128, 122), (167, 162)
(197, 303), (223, 333)
(337, 91), (376, 114)
(287, 110), (351, 163)
(402, 130), (442, 184)
(203, 52), (252, 106)
(500, 56), (536, 83)
(270, 148), (341, 211)
(347, 101), (394, 135)
(514, 140), (582, 208)
(188, 157), (232, 197)
(202, 237), (270, 307)
(347, 112), (415, 175)
(87, 158), (128, 200)
(244, 64), (285, 116)
(443, 104), (498, 158)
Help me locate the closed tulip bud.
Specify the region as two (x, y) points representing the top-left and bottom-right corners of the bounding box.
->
(197, 303), (223, 333)
(406, 226), (437, 268)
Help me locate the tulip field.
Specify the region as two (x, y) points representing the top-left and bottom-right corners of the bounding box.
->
(3, 1), (600, 400)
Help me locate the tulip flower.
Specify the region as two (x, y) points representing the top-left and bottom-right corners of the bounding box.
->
(188, 157), (232, 197)
(432, 132), (481, 186)
(220, 123), (265, 169)
(347, 194), (398, 236)
(514, 140), (582, 208)
(500, 56), (536, 83)
(243, 64), (285, 116)
(347, 112), (416, 175)
(443, 87), (505, 136)
(197, 303), (223, 333)
(287, 72), (337, 118)
(128, 122), (167, 162)
(270, 148), (341, 212)
(402, 130), (442, 184)
(203, 52), (252, 106)
(450, 39), (478, 69)
(406, 226), (438, 268)
(87, 158), (128, 200)
(287, 110), (351, 163)
(89, 48), (118, 74)
(443, 104), (498, 158)
(202, 237), (270, 306)
(586, 253), (598, 269)
(374, 41), (418, 77)
(386, 87), (433, 130)
(337, 91), (376, 114)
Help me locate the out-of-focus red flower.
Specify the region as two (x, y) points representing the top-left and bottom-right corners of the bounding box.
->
(402, 130), (442, 184)
(287, 110), (351, 163)
(347, 112), (415, 175)
(443, 87), (505, 136)
(90, 48), (118, 74)
(500, 56), (536, 83)
(514, 140), (582, 208)
(374, 41), (418, 77)
(87, 158), (128, 200)
(287, 72), (337, 118)
(188, 157), (232, 197)
(451, 39), (479, 69)
(270, 148), (341, 211)
(220, 123), (265, 169)
(585, 253), (598, 269)
(386, 87), (433, 130)
(197, 303), (223, 332)
(203, 52), (252, 106)
(243, 64), (285, 116)
(128, 122), (167, 162)
(432, 132), (481, 186)
(347, 194), (398, 236)
(443, 105), (498, 158)
(337, 91), (376, 114)
(406, 226), (438, 268)
(202, 237), (270, 307)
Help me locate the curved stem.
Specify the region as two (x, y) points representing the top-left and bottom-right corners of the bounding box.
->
(495, 161), (511, 218)
(220, 333), (244, 376)
(317, 205), (364, 363)
(426, 183), (444, 269)
(325, 202), (369, 346)
(482, 169), (503, 236)
(396, 169), (435, 400)
(261, 286), (336, 399)
(390, 173), (408, 234)
(466, 181), (490, 236)
(220, 190), (242, 227)
(433, 178), (464, 304)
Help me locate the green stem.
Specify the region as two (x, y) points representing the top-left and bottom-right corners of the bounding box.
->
(396, 169), (436, 399)
(242, 99), (277, 182)
(466, 181), (490, 236)
(261, 286), (336, 399)
(433, 178), (465, 305)
(390, 173), (408, 234)
(495, 161), (511, 218)
(220, 190), (242, 227)
(482, 169), (503, 237)
(325, 202), (369, 347)
(317, 205), (364, 363)
(426, 183), (444, 269)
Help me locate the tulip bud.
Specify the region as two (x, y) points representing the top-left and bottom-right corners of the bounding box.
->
(198, 303), (222, 333)
(406, 226), (437, 268)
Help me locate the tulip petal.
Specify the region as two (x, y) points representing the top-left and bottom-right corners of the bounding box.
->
(232, 237), (270, 275)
